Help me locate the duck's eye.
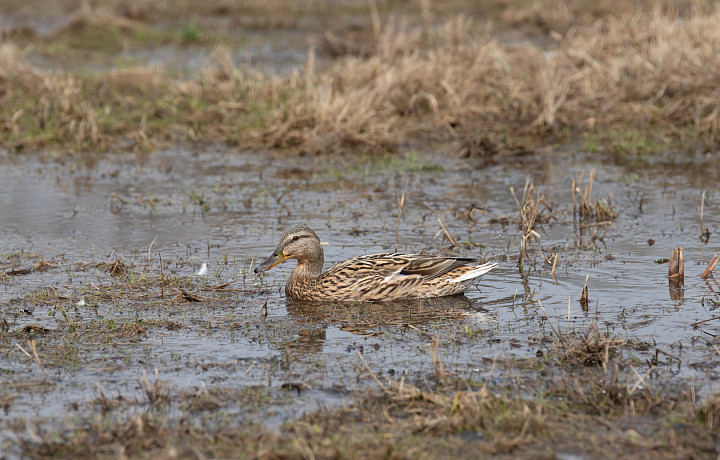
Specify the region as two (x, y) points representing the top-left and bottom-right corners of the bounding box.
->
(292, 235), (300, 241)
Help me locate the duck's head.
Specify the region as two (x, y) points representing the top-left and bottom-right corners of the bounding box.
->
(254, 225), (323, 273)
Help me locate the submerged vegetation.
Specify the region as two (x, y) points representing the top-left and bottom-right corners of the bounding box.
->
(1, 0), (719, 157)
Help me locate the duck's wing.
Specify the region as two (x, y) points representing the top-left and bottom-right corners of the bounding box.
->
(331, 253), (473, 276)
(318, 253), (493, 301)
(396, 254), (478, 280)
(325, 253), (477, 280)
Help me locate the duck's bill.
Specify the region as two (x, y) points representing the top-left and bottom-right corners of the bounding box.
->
(254, 250), (286, 273)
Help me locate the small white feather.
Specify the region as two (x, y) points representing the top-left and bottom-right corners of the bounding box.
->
(382, 267), (404, 282)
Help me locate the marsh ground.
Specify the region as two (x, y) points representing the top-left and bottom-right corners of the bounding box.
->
(1, 1), (720, 459)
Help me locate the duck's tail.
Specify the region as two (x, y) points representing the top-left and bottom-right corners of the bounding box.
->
(452, 262), (497, 283)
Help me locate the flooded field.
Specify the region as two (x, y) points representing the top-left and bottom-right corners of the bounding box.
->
(3, 0), (720, 456)
(1, 148), (719, 457)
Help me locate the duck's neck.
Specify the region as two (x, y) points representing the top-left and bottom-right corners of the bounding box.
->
(290, 250), (324, 282)
(285, 256), (323, 300)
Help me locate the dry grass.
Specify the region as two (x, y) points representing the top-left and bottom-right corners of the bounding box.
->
(543, 320), (626, 368)
(1, 3), (720, 156)
(18, 336), (716, 459)
(572, 169), (617, 223)
(511, 179), (552, 270)
(265, 3), (720, 156)
(94, 258), (128, 277)
(697, 394), (720, 429)
(572, 169), (616, 249)
(138, 369), (171, 407)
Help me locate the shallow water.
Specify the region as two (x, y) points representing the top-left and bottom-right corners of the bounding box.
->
(3, 8), (314, 76)
(1, 149), (719, 441)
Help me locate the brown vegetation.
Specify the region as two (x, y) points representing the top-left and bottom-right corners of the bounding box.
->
(572, 169), (616, 223)
(15, 325), (720, 459)
(1, 1), (719, 156)
(511, 179), (549, 270)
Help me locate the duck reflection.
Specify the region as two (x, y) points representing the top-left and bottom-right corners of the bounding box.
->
(281, 295), (494, 355)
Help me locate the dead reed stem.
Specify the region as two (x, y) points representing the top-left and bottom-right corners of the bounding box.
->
(538, 301), (562, 341)
(511, 178), (545, 271)
(27, 340), (48, 380)
(572, 170), (616, 249)
(669, 246), (685, 279)
(436, 217), (458, 248)
(690, 315), (720, 327)
(356, 351), (385, 389)
(147, 235), (157, 271)
(701, 252), (720, 279)
(580, 273), (590, 311)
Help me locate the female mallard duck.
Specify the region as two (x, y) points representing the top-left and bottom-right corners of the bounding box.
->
(254, 225), (496, 301)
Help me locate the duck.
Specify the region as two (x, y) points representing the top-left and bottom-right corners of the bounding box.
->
(254, 225), (496, 301)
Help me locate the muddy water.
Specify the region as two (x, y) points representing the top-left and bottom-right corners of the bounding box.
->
(1, 149), (719, 436)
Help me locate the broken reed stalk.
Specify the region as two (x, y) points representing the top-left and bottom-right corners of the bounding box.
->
(669, 246), (685, 279)
(436, 217), (458, 248)
(702, 252), (720, 279)
(260, 294), (269, 318)
(28, 340), (49, 380)
(538, 301), (562, 341)
(356, 351), (385, 389)
(16, 342), (49, 380)
(580, 273), (590, 311)
(691, 315), (720, 327)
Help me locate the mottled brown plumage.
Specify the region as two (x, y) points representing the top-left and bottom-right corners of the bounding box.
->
(254, 225), (497, 301)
